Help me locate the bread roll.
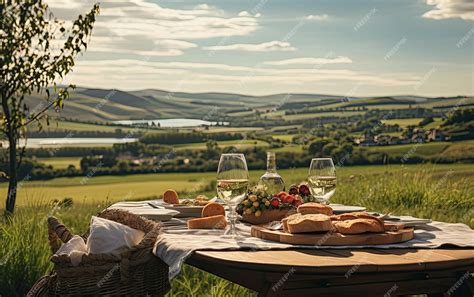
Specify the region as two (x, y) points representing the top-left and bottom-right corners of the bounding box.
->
(201, 202), (225, 217)
(195, 195), (210, 206)
(163, 189), (179, 204)
(187, 215), (227, 229)
(286, 214), (332, 234)
(333, 218), (384, 234)
(297, 203), (333, 216)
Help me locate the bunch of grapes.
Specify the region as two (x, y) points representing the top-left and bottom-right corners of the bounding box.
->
(237, 183), (312, 217)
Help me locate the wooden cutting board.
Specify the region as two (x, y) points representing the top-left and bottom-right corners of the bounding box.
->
(251, 225), (414, 246)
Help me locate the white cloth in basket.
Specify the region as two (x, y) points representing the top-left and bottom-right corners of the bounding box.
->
(56, 235), (87, 266)
(87, 216), (145, 256)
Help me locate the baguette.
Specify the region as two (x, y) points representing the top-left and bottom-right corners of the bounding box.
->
(187, 215), (227, 229)
(286, 214), (332, 234)
(297, 203), (333, 216)
(201, 202), (225, 217)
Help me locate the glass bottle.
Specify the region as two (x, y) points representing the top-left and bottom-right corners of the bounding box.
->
(258, 152), (285, 194)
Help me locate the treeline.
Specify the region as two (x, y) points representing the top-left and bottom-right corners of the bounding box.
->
(139, 132), (244, 145)
(3, 141), (472, 182)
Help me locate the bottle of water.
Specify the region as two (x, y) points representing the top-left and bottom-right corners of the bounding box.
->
(258, 152), (285, 195)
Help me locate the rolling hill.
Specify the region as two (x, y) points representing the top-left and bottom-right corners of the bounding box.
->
(24, 87), (472, 123)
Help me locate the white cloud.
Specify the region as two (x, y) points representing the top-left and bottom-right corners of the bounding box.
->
(46, 0), (260, 56)
(238, 11), (262, 18)
(264, 56), (352, 66)
(204, 41), (296, 52)
(305, 14), (329, 21)
(238, 11), (251, 17)
(422, 0), (474, 20)
(89, 38), (197, 56)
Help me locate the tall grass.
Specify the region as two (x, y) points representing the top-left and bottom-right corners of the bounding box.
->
(0, 165), (472, 296)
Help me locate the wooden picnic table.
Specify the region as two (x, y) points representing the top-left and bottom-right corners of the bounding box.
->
(186, 248), (474, 297)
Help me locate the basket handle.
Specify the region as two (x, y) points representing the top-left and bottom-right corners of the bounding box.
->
(47, 217), (74, 254)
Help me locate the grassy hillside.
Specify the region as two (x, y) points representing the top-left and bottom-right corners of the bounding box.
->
(24, 87), (472, 124)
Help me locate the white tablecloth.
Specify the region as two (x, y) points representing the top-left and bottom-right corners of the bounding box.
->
(153, 217), (474, 279)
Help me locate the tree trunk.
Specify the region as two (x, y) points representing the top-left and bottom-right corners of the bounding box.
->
(5, 131), (17, 214)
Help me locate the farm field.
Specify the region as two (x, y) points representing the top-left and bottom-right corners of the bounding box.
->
(2, 163), (472, 209)
(38, 157), (82, 169)
(271, 134), (297, 142)
(364, 141), (449, 156)
(38, 120), (131, 132)
(270, 144), (305, 153)
(382, 118), (424, 128)
(275, 111), (365, 120)
(382, 117), (444, 129)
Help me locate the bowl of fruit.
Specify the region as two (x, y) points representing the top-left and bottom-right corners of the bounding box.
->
(237, 183), (313, 225)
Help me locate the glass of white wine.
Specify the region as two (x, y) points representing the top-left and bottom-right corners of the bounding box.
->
(216, 153), (249, 236)
(308, 158), (336, 204)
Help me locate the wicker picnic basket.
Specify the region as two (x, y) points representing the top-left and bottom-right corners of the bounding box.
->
(28, 209), (170, 296)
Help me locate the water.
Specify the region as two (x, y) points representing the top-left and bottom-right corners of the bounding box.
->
(112, 118), (229, 128)
(1, 138), (138, 148)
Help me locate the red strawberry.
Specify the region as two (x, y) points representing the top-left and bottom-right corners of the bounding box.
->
(277, 191), (287, 200)
(270, 198), (280, 208)
(286, 194), (295, 204)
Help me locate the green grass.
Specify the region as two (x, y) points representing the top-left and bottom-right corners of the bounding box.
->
(381, 117), (443, 130)
(382, 118), (424, 128)
(423, 117), (443, 129)
(1, 163), (473, 296)
(279, 111), (364, 121)
(38, 157), (82, 169)
(271, 134), (296, 142)
(364, 142), (449, 156)
(0, 171), (218, 207)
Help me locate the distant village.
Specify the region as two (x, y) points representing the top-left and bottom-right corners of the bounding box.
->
(355, 128), (447, 146)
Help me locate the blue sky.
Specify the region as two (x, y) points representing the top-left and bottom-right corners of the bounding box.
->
(49, 0), (473, 96)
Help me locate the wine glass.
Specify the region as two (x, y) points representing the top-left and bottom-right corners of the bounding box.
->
(216, 153), (249, 236)
(308, 158), (336, 204)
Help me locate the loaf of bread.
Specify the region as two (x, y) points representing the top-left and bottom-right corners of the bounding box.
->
(330, 212), (371, 221)
(281, 213), (301, 232)
(187, 215), (227, 229)
(163, 189), (179, 204)
(297, 203), (333, 216)
(333, 218), (384, 234)
(201, 202), (225, 217)
(286, 214), (332, 234)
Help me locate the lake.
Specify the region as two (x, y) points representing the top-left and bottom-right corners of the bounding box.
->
(112, 118), (229, 128)
(1, 138), (138, 148)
